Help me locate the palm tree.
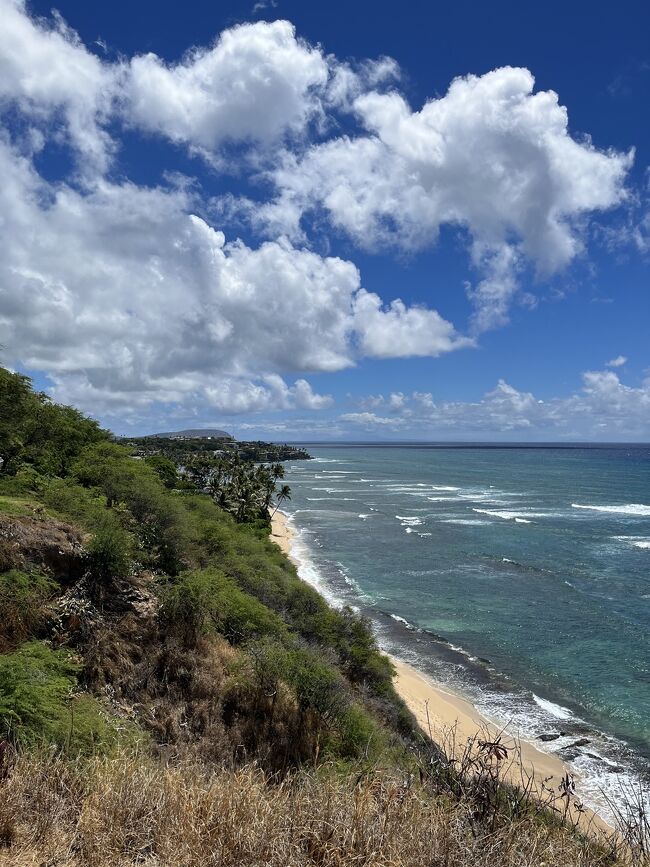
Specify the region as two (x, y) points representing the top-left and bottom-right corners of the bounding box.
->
(271, 484), (291, 518)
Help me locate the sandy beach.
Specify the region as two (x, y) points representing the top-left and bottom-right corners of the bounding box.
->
(269, 509), (612, 834)
(270, 508), (294, 557)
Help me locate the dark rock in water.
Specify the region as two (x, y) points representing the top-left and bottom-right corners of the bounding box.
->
(560, 749), (580, 761)
(559, 738), (591, 760)
(538, 733), (561, 742)
(477, 657), (492, 665)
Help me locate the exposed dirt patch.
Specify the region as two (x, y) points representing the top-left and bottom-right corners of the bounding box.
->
(0, 514), (88, 580)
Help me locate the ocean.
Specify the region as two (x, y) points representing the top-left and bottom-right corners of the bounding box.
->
(280, 443), (650, 822)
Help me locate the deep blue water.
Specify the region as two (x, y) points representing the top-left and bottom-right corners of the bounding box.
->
(282, 444), (650, 818)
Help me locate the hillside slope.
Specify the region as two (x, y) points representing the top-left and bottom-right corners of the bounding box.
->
(0, 367), (641, 865)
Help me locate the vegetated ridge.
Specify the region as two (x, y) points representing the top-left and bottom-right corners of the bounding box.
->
(128, 434), (311, 464)
(0, 365), (644, 866)
(145, 428), (234, 440)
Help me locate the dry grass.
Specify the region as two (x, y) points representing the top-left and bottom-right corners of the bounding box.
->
(0, 750), (641, 867)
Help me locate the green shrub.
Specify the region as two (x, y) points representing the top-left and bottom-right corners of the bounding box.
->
(0, 641), (136, 753)
(39, 476), (110, 529)
(73, 442), (189, 574)
(333, 609), (396, 694)
(0, 570), (57, 650)
(88, 521), (131, 582)
(285, 649), (347, 719)
(336, 704), (384, 760)
(159, 568), (287, 647)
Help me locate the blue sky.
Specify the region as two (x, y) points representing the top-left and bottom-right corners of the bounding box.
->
(1, 0), (648, 439)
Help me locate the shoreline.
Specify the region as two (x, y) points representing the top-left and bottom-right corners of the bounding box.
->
(269, 509), (613, 835)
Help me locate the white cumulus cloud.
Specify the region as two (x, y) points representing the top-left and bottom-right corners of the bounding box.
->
(352, 289), (473, 358)
(0, 138), (464, 418)
(260, 66), (632, 329)
(344, 370), (650, 439)
(124, 20), (328, 153)
(0, 1), (641, 431)
(0, 0), (115, 169)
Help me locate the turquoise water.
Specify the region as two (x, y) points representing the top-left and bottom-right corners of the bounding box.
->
(282, 444), (650, 818)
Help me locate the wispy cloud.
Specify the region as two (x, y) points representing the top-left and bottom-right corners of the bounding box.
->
(252, 0), (278, 15)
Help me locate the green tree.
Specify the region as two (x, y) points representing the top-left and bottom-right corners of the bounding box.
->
(0, 367), (106, 477)
(271, 484), (291, 517)
(0, 368), (33, 475)
(145, 455), (178, 488)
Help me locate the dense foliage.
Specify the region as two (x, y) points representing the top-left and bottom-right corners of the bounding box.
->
(0, 367), (413, 768)
(0, 368), (105, 477)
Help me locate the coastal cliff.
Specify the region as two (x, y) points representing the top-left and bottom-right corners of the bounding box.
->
(0, 367), (638, 865)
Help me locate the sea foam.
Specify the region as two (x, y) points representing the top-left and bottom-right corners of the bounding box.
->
(396, 515), (424, 526)
(613, 535), (650, 549)
(532, 693), (574, 720)
(572, 503), (650, 516)
(472, 508), (544, 522)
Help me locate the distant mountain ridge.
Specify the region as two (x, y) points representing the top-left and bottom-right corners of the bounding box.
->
(146, 428), (233, 440)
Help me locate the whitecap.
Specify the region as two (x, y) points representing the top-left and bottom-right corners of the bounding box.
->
(572, 503), (650, 516)
(532, 694), (574, 720)
(390, 614), (416, 629)
(396, 515), (424, 526)
(473, 508), (542, 522)
(312, 487), (357, 493)
(307, 496), (357, 501)
(612, 535), (650, 549)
